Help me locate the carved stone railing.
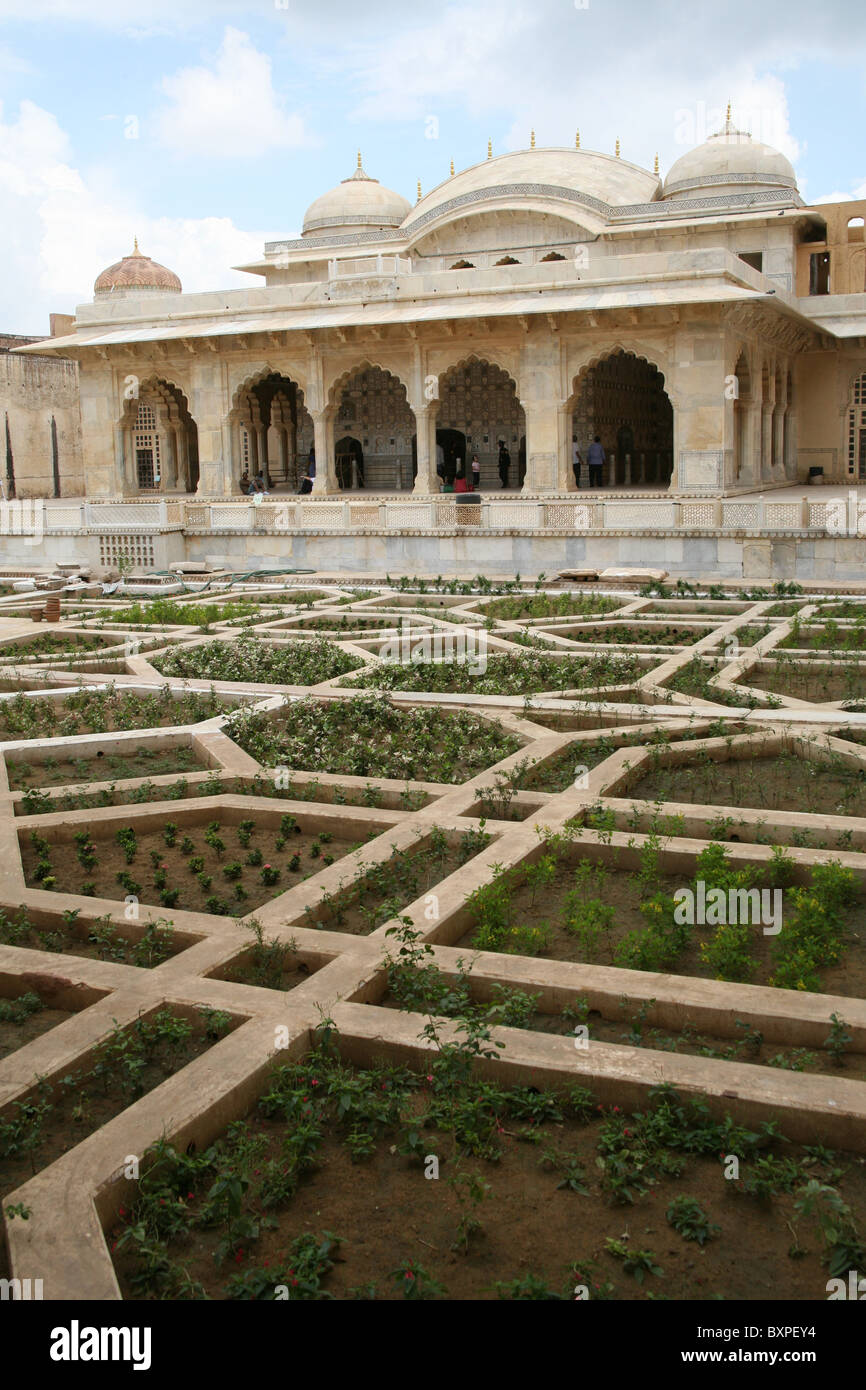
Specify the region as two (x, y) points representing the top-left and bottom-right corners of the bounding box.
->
(4, 492), (863, 541)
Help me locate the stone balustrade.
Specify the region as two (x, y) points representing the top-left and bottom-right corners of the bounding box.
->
(12, 491), (858, 539)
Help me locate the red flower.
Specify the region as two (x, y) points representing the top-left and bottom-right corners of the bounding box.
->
(405, 1270), (415, 1281)
(118, 1206), (126, 1217)
(187, 1192), (195, 1200)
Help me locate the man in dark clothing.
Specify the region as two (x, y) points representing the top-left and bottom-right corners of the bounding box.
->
(587, 436), (606, 488)
(498, 441), (511, 488)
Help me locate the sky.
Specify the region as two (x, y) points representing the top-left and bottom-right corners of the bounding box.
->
(1, 0), (865, 333)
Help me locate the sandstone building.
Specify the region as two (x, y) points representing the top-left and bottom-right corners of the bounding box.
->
(15, 114), (866, 500)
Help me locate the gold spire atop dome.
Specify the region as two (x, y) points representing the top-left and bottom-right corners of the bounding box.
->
(417, 178), (422, 200)
(615, 137), (621, 157)
(357, 149), (362, 169)
(575, 130), (580, 149)
(530, 129), (535, 148)
(450, 158), (455, 176)
(726, 100), (732, 123)
(133, 236), (139, 254)
(487, 138), (492, 159)
(654, 152), (659, 175)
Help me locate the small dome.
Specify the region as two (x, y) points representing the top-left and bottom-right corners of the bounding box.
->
(302, 154), (412, 236)
(94, 240), (182, 297)
(663, 114), (797, 201)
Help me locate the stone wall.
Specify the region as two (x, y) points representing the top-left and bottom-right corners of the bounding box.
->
(2, 523), (866, 581)
(0, 337), (83, 497)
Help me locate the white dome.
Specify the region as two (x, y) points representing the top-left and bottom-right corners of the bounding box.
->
(302, 157), (412, 236)
(663, 119), (797, 201)
(408, 147), (661, 230)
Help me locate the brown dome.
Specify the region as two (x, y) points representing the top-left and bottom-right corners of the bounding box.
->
(94, 239), (182, 296)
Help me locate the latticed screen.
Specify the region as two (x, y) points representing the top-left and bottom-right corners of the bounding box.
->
(848, 374), (866, 479)
(134, 403), (160, 489)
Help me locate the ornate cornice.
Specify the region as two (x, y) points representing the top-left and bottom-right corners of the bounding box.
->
(724, 302), (818, 354)
(265, 185), (800, 256)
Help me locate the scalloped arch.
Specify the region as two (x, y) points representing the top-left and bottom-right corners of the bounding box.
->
(228, 363), (311, 415)
(325, 359), (415, 412)
(567, 344), (680, 412)
(434, 354), (524, 408)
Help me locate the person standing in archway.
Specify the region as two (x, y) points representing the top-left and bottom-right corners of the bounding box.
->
(587, 435), (605, 488)
(498, 440), (511, 489)
(572, 439), (583, 489)
(470, 453), (481, 491)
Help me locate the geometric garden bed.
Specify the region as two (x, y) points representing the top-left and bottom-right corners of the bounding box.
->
(3, 579), (866, 1303)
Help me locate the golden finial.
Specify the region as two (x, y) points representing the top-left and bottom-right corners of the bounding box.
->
(726, 100), (732, 124)
(530, 129), (536, 149)
(357, 149), (362, 170)
(487, 138), (492, 159)
(615, 137), (621, 157)
(450, 158), (455, 176)
(575, 130), (580, 149)
(133, 236), (139, 254)
(654, 152), (659, 175)
(417, 178), (422, 200)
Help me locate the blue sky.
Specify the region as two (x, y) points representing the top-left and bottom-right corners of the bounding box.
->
(1, 0), (865, 332)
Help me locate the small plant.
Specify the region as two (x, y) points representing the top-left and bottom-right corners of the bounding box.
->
(389, 1260), (445, 1300)
(605, 1238), (663, 1284)
(260, 864), (281, 887)
(825, 1013), (852, 1068)
(666, 1195), (720, 1246)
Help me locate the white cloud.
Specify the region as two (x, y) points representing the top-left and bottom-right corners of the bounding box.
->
(0, 97), (262, 333)
(811, 181), (866, 204)
(154, 27), (311, 159)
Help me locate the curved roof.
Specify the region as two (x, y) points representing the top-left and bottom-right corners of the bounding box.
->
(403, 147), (662, 233)
(302, 157), (412, 236)
(663, 120), (798, 200)
(94, 241), (182, 297)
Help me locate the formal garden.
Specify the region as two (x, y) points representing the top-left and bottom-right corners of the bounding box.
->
(1, 576), (866, 1302)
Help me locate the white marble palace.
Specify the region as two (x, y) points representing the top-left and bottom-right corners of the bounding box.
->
(18, 112), (866, 499)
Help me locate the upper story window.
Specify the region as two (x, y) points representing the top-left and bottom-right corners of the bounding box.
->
(739, 251), (763, 272)
(450, 259), (474, 269)
(809, 251), (831, 295)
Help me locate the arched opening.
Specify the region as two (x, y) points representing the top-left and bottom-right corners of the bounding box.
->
(335, 434), (364, 490)
(435, 359), (525, 490)
(231, 372), (312, 492)
(435, 428), (467, 485)
(330, 365), (415, 490)
(733, 351), (751, 482)
(495, 256), (520, 266)
(540, 251), (566, 262)
(120, 379), (199, 495)
(848, 217), (865, 243)
(570, 350), (673, 487)
(847, 373), (866, 481)
(450, 259), (474, 269)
